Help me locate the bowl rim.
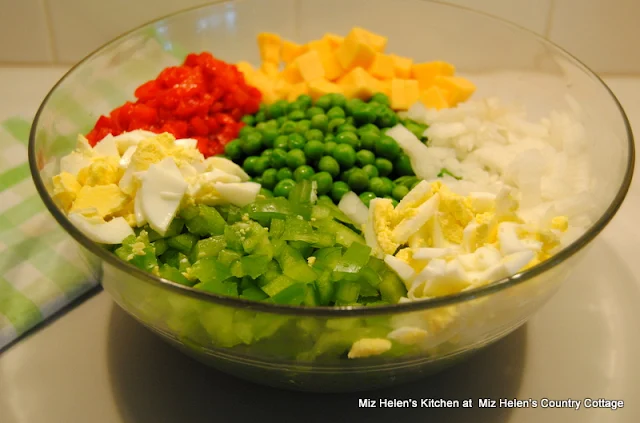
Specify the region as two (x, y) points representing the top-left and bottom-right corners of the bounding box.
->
(28, 0), (635, 317)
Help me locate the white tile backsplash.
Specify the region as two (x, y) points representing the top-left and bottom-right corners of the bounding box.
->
(548, 0), (640, 74)
(0, 0), (639, 75)
(0, 0), (52, 62)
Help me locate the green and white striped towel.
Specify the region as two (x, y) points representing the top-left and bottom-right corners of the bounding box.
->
(0, 118), (100, 351)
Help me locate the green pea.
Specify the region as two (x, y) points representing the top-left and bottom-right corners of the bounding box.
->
(394, 154), (415, 176)
(337, 123), (357, 134)
(346, 98), (365, 116)
(392, 184), (409, 201)
(261, 148), (274, 158)
(259, 188), (274, 198)
(239, 125), (255, 139)
(276, 167), (294, 182)
(276, 116), (287, 127)
(253, 157), (270, 175)
(288, 110), (306, 121)
(306, 106), (325, 119)
(241, 132), (262, 155)
(253, 176), (263, 185)
(347, 168), (369, 193)
(297, 94), (313, 109)
(254, 111), (266, 123)
(224, 140), (243, 160)
(357, 123), (381, 136)
(345, 116), (355, 125)
(362, 164), (379, 179)
(262, 168), (278, 190)
(294, 165), (315, 181)
(261, 127), (278, 148)
(269, 100), (288, 118)
(273, 135), (289, 150)
(327, 106), (346, 120)
(286, 149), (306, 169)
(330, 93), (347, 109)
(274, 179), (297, 198)
(265, 119), (279, 128)
(304, 140), (325, 161)
(324, 133), (335, 143)
(295, 119), (312, 134)
(324, 141), (338, 156)
(288, 133), (306, 150)
(335, 131), (360, 149)
(376, 135), (401, 160)
(280, 121), (297, 135)
(353, 104), (376, 125)
(241, 115), (255, 125)
(332, 144), (356, 168)
(359, 132), (380, 151)
(310, 114), (329, 132)
(331, 181), (351, 203)
(311, 171), (333, 195)
(315, 95), (333, 111)
(243, 156), (259, 176)
(255, 122), (268, 132)
(370, 92), (390, 107)
(359, 192), (377, 207)
(328, 118), (347, 133)
(375, 158), (393, 177)
(405, 122), (425, 139)
(305, 129), (324, 142)
(376, 109), (398, 128)
(341, 168), (355, 183)
(369, 177), (394, 197)
(356, 150), (376, 167)
(270, 148), (288, 169)
(318, 156), (340, 178)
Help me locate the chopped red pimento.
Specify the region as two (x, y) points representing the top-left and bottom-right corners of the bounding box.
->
(86, 52), (262, 156)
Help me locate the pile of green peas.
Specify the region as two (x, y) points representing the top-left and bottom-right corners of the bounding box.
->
(224, 92), (429, 206)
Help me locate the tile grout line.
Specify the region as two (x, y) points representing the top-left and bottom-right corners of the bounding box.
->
(40, 0), (59, 63)
(543, 0), (557, 39)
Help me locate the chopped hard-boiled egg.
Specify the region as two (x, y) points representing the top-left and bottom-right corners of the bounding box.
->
(347, 338), (392, 359)
(68, 213), (134, 244)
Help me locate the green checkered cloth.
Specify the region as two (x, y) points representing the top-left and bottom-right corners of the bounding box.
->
(0, 118), (100, 350)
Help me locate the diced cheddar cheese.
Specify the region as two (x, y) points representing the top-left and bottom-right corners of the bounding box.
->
(338, 67), (379, 100)
(390, 54), (413, 78)
(274, 78), (293, 98)
(294, 50), (326, 82)
(308, 79), (343, 100)
(261, 62), (280, 78)
(235, 61), (256, 77)
(257, 32), (281, 64)
(323, 33), (344, 49)
(307, 38), (344, 80)
(390, 78), (419, 110)
(281, 62), (303, 84)
(419, 86), (449, 110)
(281, 39), (305, 63)
(433, 75), (476, 106)
(335, 29), (376, 71)
(367, 53), (395, 80)
(378, 79), (392, 97)
(412, 61), (456, 90)
(287, 82), (309, 102)
(244, 70), (278, 104)
(352, 27), (388, 53)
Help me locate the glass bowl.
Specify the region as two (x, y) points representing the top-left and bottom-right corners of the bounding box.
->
(29, 0), (634, 392)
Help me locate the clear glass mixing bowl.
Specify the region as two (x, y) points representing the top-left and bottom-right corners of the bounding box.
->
(29, 0), (634, 392)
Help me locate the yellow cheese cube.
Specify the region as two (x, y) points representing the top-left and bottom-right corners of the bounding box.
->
(433, 75), (476, 106)
(274, 78), (293, 99)
(244, 70), (278, 104)
(308, 79), (344, 100)
(412, 61), (456, 90)
(323, 33), (344, 49)
(405, 79), (420, 108)
(257, 32), (281, 64)
(260, 62), (280, 78)
(338, 67), (379, 100)
(281, 62), (303, 84)
(294, 50), (326, 82)
(378, 79), (392, 97)
(367, 53), (395, 80)
(287, 82), (310, 102)
(307, 38), (344, 80)
(419, 86), (449, 110)
(351, 27), (388, 52)
(335, 29), (376, 71)
(281, 39), (305, 63)
(235, 61), (257, 77)
(389, 54), (413, 78)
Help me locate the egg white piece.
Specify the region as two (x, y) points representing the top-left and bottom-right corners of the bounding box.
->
(384, 255), (416, 287)
(134, 191), (146, 227)
(59, 153), (93, 177)
(174, 138), (199, 149)
(497, 222), (531, 255)
(502, 250), (535, 274)
(364, 199), (385, 258)
(119, 145), (138, 169)
(338, 191), (369, 227)
(204, 157), (250, 181)
(213, 182), (261, 207)
(412, 247), (452, 260)
(92, 135), (120, 158)
(387, 327), (429, 345)
(139, 158), (187, 235)
(111, 130), (157, 154)
(392, 193), (440, 244)
(468, 192), (496, 212)
(68, 213), (134, 244)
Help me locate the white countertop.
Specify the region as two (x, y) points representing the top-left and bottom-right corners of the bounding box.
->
(0, 66), (639, 423)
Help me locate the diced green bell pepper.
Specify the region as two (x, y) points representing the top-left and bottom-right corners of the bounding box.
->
(240, 287), (269, 301)
(270, 283), (307, 305)
(303, 284), (319, 307)
(313, 247), (343, 270)
(281, 216), (335, 248)
(335, 280), (361, 305)
(269, 218), (286, 239)
(314, 270), (334, 306)
(378, 271), (407, 304)
(167, 233), (198, 254)
(313, 196), (356, 226)
(239, 254), (271, 279)
(242, 197), (293, 223)
(262, 274), (296, 297)
(190, 257), (232, 283)
(183, 204), (227, 236)
(194, 279), (239, 297)
(218, 249), (243, 266)
(152, 239), (168, 256)
(189, 235), (226, 262)
(288, 180), (313, 220)
(145, 218), (185, 241)
(114, 231), (158, 273)
(158, 263), (193, 286)
(333, 242), (371, 273)
(312, 218), (365, 247)
(275, 244), (318, 283)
